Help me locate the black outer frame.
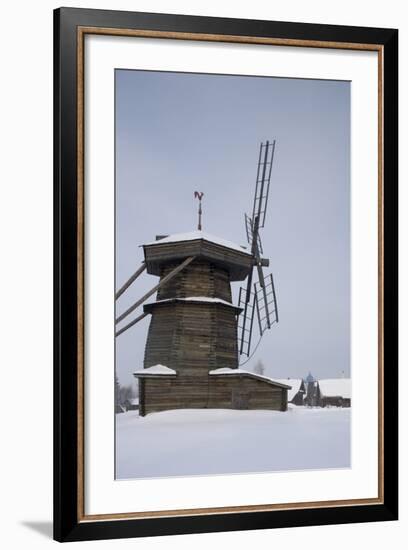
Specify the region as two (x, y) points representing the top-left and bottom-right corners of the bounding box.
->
(54, 7), (398, 543)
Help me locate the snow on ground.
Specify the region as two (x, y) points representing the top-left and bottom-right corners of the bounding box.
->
(116, 406), (350, 480)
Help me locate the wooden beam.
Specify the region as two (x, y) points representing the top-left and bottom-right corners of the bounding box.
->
(115, 312), (148, 337)
(115, 256), (196, 324)
(115, 262), (146, 300)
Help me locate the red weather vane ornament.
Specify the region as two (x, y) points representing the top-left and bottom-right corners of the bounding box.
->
(194, 191), (204, 231)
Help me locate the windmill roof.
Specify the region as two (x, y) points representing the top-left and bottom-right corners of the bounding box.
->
(209, 368), (292, 389)
(142, 230), (254, 281)
(144, 296), (242, 313)
(318, 378), (351, 399)
(144, 230), (251, 255)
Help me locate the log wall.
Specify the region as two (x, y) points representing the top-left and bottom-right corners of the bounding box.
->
(139, 375), (287, 415)
(157, 261), (231, 302)
(143, 301), (239, 374)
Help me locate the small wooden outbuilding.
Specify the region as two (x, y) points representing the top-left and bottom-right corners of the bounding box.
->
(275, 378), (306, 405)
(208, 368), (290, 411)
(134, 365), (290, 416)
(124, 398), (139, 411)
(317, 379), (351, 407)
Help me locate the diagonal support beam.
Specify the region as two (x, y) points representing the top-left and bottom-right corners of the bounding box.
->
(115, 256), (196, 324)
(115, 262), (146, 300)
(115, 312), (148, 337)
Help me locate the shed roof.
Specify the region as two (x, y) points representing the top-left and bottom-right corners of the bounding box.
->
(133, 364), (177, 377)
(209, 368), (291, 389)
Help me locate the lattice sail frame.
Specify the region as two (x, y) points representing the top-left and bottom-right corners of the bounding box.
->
(254, 273), (279, 335)
(238, 140), (279, 358)
(237, 273), (279, 357)
(251, 140), (276, 229)
(245, 213), (263, 255)
(238, 286), (257, 357)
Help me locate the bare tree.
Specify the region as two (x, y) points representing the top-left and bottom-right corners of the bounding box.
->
(115, 373), (122, 413)
(115, 374), (138, 412)
(119, 384), (136, 405)
(253, 359), (265, 376)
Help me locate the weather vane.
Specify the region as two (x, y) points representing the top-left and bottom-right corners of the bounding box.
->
(194, 191), (204, 230)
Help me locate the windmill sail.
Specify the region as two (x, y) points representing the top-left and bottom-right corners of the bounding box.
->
(238, 140), (279, 358)
(254, 273), (279, 335)
(245, 213), (263, 255)
(237, 286), (258, 357)
(251, 140), (276, 229)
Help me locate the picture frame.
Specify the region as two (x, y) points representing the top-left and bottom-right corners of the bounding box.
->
(53, 7), (398, 542)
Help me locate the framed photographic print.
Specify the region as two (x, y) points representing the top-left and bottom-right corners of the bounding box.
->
(53, 7), (398, 542)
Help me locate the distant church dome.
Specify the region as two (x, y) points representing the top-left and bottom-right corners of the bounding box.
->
(305, 372), (315, 383)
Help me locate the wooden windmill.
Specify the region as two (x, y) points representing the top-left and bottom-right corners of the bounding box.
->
(115, 140), (289, 416)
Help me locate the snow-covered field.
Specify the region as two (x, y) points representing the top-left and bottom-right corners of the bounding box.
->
(116, 406), (350, 480)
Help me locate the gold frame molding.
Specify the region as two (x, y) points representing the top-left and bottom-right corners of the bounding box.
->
(76, 27), (384, 523)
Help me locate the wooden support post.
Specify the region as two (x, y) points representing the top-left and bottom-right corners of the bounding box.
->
(115, 262), (146, 300)
(115, 256), (196, 324)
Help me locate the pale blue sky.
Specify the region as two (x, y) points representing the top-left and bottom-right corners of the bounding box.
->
(115, 69), (350, 387)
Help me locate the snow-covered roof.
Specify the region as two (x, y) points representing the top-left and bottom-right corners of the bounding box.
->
(133, 364), (177, 377)
(209, 368), (291, 389)
(274, 379), (305, 402)
(318, 378), (351, 399)
(144, 230), (251, 255)
(145, 296), (240, 310)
